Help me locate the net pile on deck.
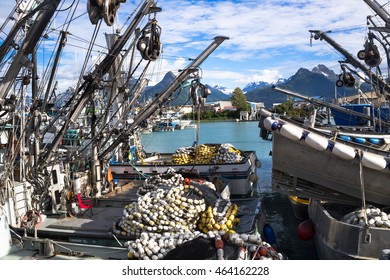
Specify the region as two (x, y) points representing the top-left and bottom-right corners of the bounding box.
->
(341, 206), (390, 228)
(171, 143), (244, 164)
(112, 171), (283, 260)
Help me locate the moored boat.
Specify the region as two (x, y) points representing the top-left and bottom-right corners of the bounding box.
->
(257, 0), (390, 260)
(110, 143), (261, 197)
(259, 110), (390, 205)
(309, 199), (390, 260)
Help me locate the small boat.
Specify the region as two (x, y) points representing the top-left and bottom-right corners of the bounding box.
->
(309, 199), (390, 260)
(152, 110), (192, 131)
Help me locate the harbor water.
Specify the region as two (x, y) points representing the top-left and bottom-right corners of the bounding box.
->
(141, 121), (318, 260)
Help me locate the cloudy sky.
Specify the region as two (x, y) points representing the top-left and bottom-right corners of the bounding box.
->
(0, 0), (386, 92)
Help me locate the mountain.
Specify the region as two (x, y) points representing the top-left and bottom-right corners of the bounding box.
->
(212, 85), (232, 95)
(206, 85), (231, 102)
(245, 65), (370, 108)
(243, 78), (286, 93)
(129, 64), (372, 109)
(142, 71), (230, 106)
(311, 64), (338, 79)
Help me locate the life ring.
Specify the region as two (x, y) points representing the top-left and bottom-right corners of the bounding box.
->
(21, 209), (43, 228)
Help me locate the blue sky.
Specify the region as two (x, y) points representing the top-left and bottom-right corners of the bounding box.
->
(0, 0), (382, 92)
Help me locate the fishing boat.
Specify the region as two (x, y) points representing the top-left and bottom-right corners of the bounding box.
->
(151, 110), (193, 131)
(308, 199), (390, 260)
(258, 0), (390, 260)
(110, 142), (260, 197)
(260, 107), (390, 205)
(0, 0), (281, 260)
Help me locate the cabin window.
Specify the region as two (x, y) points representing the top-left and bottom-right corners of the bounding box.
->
(51, 170), (58, 185)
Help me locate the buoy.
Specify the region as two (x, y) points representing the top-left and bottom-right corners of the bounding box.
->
(263, 223), (277, 245)
(249, 173), (258, 183)
(338, 135), (352, 142)
(263, 117), (279, 131)
(304, 132), (329, 151)
(331, 142), (356, 160)
(279, 123), (303, 141)
(354, 137), (366, 144)
(297, 219), (315, 241)
(361, 151), (387, 171)
(368, 138), (381, 145)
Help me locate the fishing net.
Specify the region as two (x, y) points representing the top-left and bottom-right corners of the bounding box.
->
(162, 236), (239, 260)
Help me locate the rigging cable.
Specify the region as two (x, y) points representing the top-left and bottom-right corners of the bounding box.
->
(0, 0), (24, 36)
(79, 59), (152, 158)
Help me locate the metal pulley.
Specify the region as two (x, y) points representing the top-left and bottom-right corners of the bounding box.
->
(137, 19), (161, 61)
(0, 95), (16, 112)
(87, 0), (103, 24)
(336, 72), (355, 88)
(87, 0), (125, 26)
(190, 80), (210, 106)
(200, 84), (211, 98)
(357, 39), (382, 67)
(190, 80), (199, 106)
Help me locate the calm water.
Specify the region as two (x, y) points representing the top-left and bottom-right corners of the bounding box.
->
(141, 121), (318, 260)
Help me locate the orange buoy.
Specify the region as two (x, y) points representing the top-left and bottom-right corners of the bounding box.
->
(297, 219), (315, 241)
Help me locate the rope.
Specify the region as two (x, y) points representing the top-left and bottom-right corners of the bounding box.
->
(358, 150), (367, 218)
(358, 150), (371, 243)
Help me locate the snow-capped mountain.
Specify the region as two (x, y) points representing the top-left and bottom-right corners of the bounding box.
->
(311, 64), (338, 79)
(243, 78), (286, 93)
(212, 85), (233, 95)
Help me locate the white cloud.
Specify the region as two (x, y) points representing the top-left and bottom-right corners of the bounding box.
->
(242, 69), (283, 84)
(0, 0), (385, 91)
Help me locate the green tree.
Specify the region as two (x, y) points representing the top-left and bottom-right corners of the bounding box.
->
(231, 87), (250, 111)
(273, 100), (311, 119)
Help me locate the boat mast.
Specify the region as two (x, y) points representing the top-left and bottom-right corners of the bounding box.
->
(98, 35), (230, 159)
(40, 0), (159, 166)
(0, 0), (61, 101)
(309, 30), (390, 95)
(363, 0), (390, 28)
(0, 0), (38, 63)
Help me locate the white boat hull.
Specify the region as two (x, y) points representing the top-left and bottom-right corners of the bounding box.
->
(109, 151), (259, 196)
(264, 115), (390, 205)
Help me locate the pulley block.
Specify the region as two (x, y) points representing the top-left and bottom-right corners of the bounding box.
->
(364, 43), (382, 67)
(342, 72), (355, 88)
(190, 80), (209, 106)
(137, 20), (162, 61)
(87, 0), (125, 26)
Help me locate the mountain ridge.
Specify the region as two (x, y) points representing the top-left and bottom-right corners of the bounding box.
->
(142, 64), (370, 108)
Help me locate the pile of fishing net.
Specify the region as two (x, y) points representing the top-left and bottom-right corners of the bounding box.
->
(171, 143), (244, 164)
(112, 170), (284, 260)
(341, 206), (390, 228)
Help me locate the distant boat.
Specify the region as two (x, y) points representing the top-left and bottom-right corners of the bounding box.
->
(152, 110), (192, 131)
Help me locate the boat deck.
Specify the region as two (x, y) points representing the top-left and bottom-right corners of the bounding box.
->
(7, 181), (264, 259)
(16, 182), (140, 240)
